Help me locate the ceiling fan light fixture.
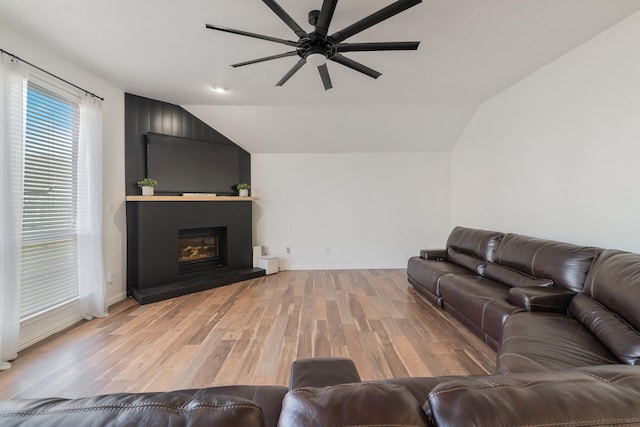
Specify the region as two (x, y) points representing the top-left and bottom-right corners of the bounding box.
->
(306, 52), (327, 67)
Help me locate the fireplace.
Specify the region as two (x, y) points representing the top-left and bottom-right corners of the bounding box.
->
(126, 200), (264, 304)
(178, 227), (226, 275)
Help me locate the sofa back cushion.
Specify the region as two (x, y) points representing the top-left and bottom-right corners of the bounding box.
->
(426, 365), (640, 427)
(573, 249), (640, 365)
(493, 233), (600, 292)
(0, 392), (265, 427)
(446, 227), (503, 262)
(484, 263), (554, 288)
(583, 250), (640, 330)
(278, 382), (430, 427)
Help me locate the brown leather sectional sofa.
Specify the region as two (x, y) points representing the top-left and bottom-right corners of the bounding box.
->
(2, 357), (640, 426)
(2, 226), (640, 426)
(407, 226), (640, 374)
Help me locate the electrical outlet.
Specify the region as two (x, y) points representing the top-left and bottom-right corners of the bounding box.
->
(326, 247), (331, 255)
(106, 271), (115, 284)
(285, 246), (290, 254)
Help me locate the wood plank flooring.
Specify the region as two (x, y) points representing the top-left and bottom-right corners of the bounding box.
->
(0, 270), (495, 400)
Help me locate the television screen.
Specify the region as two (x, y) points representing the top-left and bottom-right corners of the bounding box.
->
(146, 133), (240, 194)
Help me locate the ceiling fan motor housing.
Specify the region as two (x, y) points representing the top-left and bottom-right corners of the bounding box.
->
(297, 34), (336, 62)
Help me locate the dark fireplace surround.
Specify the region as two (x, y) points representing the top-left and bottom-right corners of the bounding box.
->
(127, 201), (263, 304)
(125, 93), (264, 304)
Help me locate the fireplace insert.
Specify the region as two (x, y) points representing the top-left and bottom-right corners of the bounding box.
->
(178, 227), (227, 275)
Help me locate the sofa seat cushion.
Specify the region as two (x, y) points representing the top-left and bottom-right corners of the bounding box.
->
(497, 312), (620, 374)
(0, 391), (266, 427)
(407, 257), (478, 301)
(439, 275), (521, 343)
(426, 365), (640, 427)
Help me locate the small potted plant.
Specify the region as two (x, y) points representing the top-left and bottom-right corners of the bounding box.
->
(235, 183), (251, 197)
(137, 178), (158, 196)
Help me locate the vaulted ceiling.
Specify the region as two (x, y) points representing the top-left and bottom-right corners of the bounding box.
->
(2, 0), (640, 152)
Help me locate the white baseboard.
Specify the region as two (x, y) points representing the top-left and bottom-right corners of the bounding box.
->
(17, 292), (128, 352)
(107, 292), (126, 308)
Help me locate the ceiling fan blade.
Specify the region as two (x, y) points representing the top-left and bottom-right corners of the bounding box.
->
(315, 0), (338, 38)
(330, 0), (422, 44)
(232, 51), (299, 67)
(330, 54), (382, 79)
(261, 0), (308, 38)
(205, 24), (297, 47)
(318, 64), (333, 90)
(276, 58), (306, 86)
(337, 41), (420, 52)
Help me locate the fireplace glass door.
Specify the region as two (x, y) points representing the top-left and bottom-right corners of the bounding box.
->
(178, 227), (226, 274)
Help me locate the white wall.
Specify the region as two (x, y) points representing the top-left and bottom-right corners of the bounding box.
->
(452, 11), (640, 252)
(1, 22), (127, 349)
(252, 153), (451, 270)
(183, 105), (477, 153)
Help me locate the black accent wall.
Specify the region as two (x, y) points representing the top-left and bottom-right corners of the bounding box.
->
(124, 93), (250, 195)
(125, 93), (261, 303)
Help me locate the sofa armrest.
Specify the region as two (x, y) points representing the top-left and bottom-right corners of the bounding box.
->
(508, 286), (575, 313)
(289, 357), (361, 389)
(419, 249), (447, 260)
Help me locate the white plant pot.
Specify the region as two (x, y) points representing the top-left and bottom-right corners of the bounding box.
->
(141, 186), (154, 196)
(239, 189), (249, 197)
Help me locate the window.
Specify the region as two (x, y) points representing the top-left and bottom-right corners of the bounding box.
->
(20, 82), (81, 319)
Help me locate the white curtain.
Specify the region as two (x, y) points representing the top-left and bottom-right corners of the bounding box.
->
(0, 56), (26, 369)
(77, 95), (107, 319)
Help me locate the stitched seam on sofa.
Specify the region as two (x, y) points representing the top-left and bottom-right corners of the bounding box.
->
(288, 383), (403, 395)
(578, 371), (640, 383)
(479, 298), (492, 331)
(496, 353), (547, 371)
(477, 378), (501, 387)
(427, 375), (640, 397)
(530, 245), (543, 278)
(0, 403), (263, 418)
(584, 251), (604, 297)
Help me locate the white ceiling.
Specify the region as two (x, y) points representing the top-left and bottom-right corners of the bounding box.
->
(2, 0), (640, 152)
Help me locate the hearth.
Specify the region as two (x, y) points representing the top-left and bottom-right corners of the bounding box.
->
(178, 227), (226, 274)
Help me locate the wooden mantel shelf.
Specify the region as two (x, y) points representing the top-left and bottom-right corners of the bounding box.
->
(126, 195), (259, 202)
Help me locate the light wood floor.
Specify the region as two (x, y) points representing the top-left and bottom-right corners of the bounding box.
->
(0, 270), (495, 400)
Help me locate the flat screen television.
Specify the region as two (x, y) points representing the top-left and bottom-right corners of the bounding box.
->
(146, 133), (240, 195)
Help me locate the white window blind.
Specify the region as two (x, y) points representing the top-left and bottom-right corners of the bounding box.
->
(20, 82), (80, 319)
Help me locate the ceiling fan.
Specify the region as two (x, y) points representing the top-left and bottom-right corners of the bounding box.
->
(205, 0), (422, 90)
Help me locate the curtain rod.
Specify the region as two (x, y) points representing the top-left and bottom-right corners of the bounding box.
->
(1, 48), (104, 101)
